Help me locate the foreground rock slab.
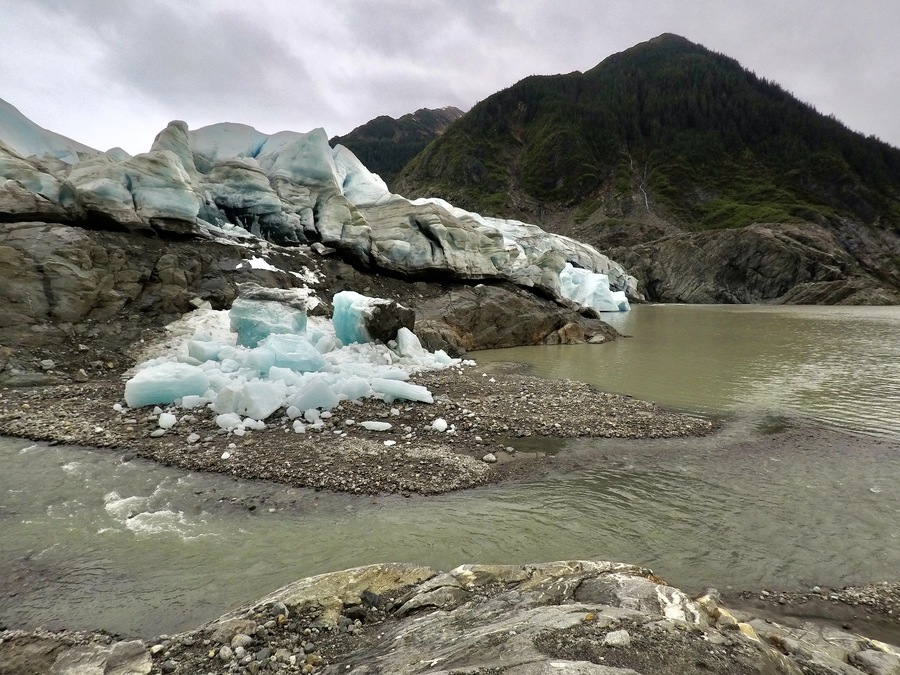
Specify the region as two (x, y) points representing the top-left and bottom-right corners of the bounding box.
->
(4, 561), (900, 674)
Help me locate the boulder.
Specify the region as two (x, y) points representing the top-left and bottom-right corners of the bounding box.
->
(415, 283), (614, 355)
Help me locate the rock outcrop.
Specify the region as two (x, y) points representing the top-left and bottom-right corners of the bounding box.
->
(5, 560), (899, 674)
(415, 284), (617, 355)
(609, 222), (900, 305)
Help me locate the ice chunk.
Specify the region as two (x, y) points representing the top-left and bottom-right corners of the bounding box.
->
(360, 421), (392, 432)
(288, 377), (341, 411)
(332, 375), (371, 401)
(215, 412), (242, 430)
(229, 297), (307, 347)
(292, 420), (306, 433)
(610, 290), (630, 312)
(180, 395), (210, 409)
(258, 333), (326, 372)
(158, 413), (177, 429)
(395, 327), (427, 359)
(431, 418), (448, 432)
(314, 334), (338, 354)
(371, 377), (434, 403)
(558, 263), (630, 312)
(124, 362), (210, 408)
(331, 290), (406, 345)
(234, 380), (287, 420)
(332, 291), (372, 344)
(267, 366), (304, 386)
(433, 350), (454, 365)
(187, 340), (225, 362)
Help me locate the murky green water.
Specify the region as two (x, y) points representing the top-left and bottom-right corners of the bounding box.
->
(1, 305), (898, 639)
(477, 305), (900, 439)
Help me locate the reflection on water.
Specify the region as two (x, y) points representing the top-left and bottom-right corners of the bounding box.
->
(476, 305), (900, 439)
(1, 306), (898, 638)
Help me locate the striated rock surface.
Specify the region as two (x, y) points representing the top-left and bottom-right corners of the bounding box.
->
(609, 222), (900, 305)
(5, 560), (899, 674)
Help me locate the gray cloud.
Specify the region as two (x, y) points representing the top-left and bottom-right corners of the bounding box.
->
(1, 0), (898, 153)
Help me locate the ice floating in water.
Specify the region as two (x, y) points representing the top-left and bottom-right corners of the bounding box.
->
(124, 292), (463, 423)
(558, 263), (630, 312)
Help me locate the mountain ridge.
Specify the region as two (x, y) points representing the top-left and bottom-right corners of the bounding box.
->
(394, 33), (900, 303)
(330, 106), (464, 188)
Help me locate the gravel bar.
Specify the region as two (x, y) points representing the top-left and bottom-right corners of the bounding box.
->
(0, 361), (716, 495)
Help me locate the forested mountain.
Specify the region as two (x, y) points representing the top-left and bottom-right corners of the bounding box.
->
(330, 106), (463, 188)
(395, 34), (900, 304)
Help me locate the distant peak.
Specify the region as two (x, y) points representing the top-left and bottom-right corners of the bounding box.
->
(647, 33), (692, 45)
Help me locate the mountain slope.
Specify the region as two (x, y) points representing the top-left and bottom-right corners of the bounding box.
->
(396, 34), (900, 303)
(331, 107), (463, 188)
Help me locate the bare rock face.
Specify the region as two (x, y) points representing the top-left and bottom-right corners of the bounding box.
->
(9, 560), (891, 674)
(0, 222), (321, 384)
(413, 283), (619, 356)
(415, 284), (567, 355)
(611, 222), (900, 305)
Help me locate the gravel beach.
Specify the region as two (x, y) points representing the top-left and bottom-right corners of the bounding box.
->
(0, 360), (715, 495)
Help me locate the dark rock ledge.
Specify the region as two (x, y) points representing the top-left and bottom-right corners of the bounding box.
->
(3, 560), (900, 674)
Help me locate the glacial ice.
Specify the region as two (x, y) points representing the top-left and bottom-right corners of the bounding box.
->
(371, 378), (434, 404)
(0, 98), (97, 164)
(254, 333), (325, 372)
(229, 298), (308, 347)
(360, 421), (392, 432)
(124, 362), (210, 408)
(332, 290), (387, 345)
(121, 295), (465, 425)
(559, 263), (631, 312)
(0, 101), (639, 315)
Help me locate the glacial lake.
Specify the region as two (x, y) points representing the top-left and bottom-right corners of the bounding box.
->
(1, 304), (898, 638)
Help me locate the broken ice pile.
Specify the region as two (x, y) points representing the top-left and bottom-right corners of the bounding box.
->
(124, 291), (460, 429)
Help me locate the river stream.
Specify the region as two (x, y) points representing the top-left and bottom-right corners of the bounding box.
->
(1, 305), (898, 638)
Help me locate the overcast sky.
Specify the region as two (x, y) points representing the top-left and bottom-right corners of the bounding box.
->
(1, 0), (897, 155)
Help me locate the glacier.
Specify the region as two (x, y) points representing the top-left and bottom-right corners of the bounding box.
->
(0, 97), (640, 317)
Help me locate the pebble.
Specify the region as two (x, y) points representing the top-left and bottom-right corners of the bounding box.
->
(218, 645), (234, 661)
(231, 633), (253, 649)
(482, 453), (497, 463)
(149, 429), (166, 438)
